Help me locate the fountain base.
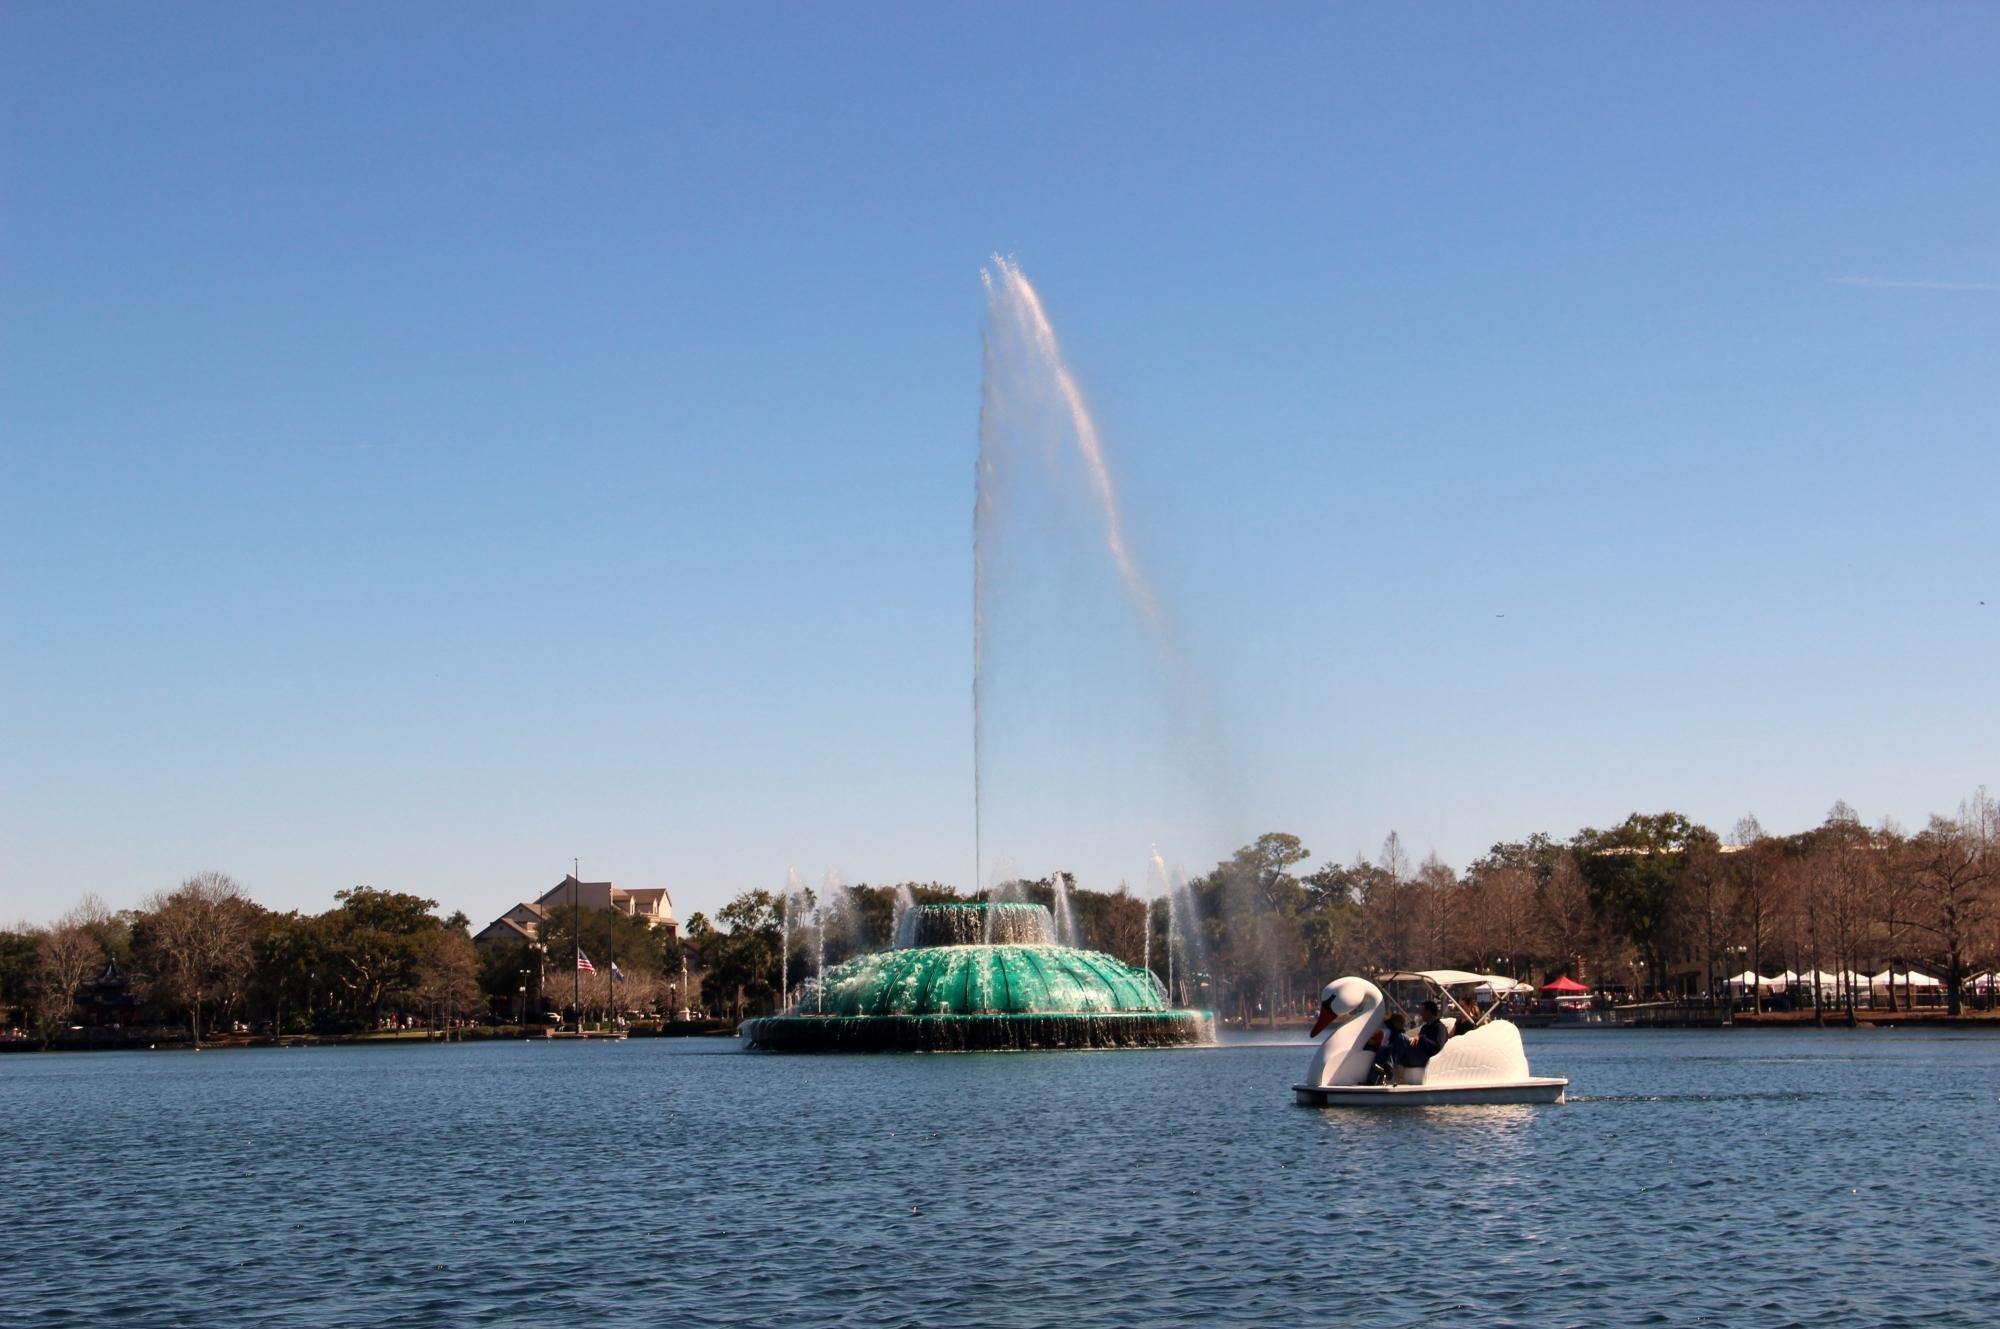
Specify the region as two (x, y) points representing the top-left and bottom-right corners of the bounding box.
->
(743, 1009), (1214, 1053)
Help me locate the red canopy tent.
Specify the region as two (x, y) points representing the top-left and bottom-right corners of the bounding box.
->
(1539, 975), (1589, 994)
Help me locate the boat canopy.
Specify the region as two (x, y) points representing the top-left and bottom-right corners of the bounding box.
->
(1381, 969), (1490, 987)
(1372, 971), (1488, 1023)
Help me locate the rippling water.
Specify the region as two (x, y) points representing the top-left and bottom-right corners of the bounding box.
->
(6, 1028), (1997, 1327)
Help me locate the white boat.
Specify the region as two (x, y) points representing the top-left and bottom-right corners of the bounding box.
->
(1293, 972), (1568, 1108)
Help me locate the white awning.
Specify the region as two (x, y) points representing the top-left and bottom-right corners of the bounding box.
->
(1869, 969), (1943, 988)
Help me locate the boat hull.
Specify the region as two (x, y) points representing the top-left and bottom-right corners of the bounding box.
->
(1292, 1077), (1567, 1107)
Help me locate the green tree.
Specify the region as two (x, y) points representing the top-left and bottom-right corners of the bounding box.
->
(317, 887), (449, 1030)
(700, 890), (781, 1020)
(0, 929), (37, 1030)
(1573, 812), (1717, 996)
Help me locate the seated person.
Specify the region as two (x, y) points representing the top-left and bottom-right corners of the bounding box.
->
(1369, 1012), (1411, 1082)
(1411, 1000), (1451, 1065)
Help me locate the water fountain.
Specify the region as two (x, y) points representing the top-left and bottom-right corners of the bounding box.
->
(742, 901), (1212, 1052)
(743, 259), (1214, 1053)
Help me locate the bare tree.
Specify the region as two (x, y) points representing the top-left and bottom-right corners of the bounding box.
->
(1414, 853), (1457, 969)
(1356, 838), (1419, 973)
(1682, 833), (1731, 1007)
(1537, 852), (1596, 981)
(142, 871), (256, 1045)
(412, 930), (485, 1037)
(1726, 823), (1787, 1014)
(1895, 800), (1997, 1015)
(30, 924), (103, 1046)
(1806, 811), (1877, 1023)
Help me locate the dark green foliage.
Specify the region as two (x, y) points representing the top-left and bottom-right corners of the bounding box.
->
(1572, 812), (1718, 990)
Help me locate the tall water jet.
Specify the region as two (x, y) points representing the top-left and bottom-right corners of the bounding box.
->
(1050, 870), (1077, 949)
(1137, 882), (1150, 985)
(815, 868), (845, 1014)
(1169, 864), (1208, 1007)
(977, 258), (1205, 896)
(781, 866), (804, 1011)
(1147, 847), (1176, 1004)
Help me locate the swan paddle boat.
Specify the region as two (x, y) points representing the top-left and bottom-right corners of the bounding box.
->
(1294, 970), (1567, 1107)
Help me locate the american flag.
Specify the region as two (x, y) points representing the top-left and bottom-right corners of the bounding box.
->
(610, 961), (627, 984)
(576, 949), (597, 974)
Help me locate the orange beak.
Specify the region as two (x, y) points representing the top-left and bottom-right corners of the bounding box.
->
(1309, 1001), (1336, 1037)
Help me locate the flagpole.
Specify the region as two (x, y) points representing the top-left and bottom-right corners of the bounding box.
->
(573, 859), (581, 1030)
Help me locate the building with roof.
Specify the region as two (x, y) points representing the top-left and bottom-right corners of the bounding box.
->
(473, 875), (677, 948)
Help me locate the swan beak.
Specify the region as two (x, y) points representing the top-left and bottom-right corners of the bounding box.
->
(1309, 1003), (1336, 1037)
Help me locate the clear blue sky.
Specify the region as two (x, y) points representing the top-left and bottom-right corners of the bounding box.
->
(4, 5), (1994, 929)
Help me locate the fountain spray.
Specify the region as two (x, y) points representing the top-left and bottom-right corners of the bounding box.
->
(1050, 870), (1076, 949)
(817, 867), (844, 1014)
(782, 867), (805, 1012)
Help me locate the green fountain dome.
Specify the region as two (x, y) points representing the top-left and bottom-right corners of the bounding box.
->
(743, 901), (1214, 1052)
(819, 942), (1160, 1017)
(893, 900), (1056, 949)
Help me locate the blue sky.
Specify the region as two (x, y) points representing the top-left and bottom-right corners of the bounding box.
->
(3, 5), (1994, 929)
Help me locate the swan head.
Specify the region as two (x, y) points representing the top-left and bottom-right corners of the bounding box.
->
(1309, 977), (1378, 1038)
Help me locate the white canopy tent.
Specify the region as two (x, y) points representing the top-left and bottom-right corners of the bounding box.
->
(1772, 969), (1850, 995)
(1869, 969), (1943, 991)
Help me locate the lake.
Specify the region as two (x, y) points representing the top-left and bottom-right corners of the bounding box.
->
(4, 1028), (1995, 1327)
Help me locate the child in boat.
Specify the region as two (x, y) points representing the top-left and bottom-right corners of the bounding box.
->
(1370, 1012), (1411, 1082)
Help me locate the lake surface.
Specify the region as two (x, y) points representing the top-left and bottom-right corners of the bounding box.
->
(5, 1028), (1996, 1327)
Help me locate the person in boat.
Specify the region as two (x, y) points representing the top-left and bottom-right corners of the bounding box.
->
(1370, 1011), (1411, 1082)
(1412, 1000), (1452, 1063)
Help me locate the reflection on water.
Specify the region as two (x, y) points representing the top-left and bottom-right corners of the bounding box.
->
(3, 1029), (1996, 1327)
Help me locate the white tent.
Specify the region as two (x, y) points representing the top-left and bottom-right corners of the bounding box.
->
(1773, 969), (1846, 995)
(1968, 973), (1998, 994)
(1724, 970), (1779, 990)
(1870, 969), (1942, 991)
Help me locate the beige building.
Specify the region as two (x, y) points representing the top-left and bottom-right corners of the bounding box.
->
(474, 875), (677, 947)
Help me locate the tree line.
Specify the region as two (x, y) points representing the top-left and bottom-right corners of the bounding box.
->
(689, 789), (1998, 1023)
(5, 875), (508, 1046)
(8, 787), (1992, 1042)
